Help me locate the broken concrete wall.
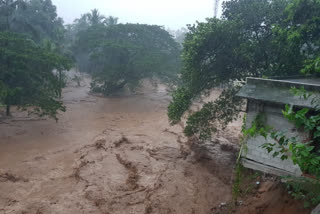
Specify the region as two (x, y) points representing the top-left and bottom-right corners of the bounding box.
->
(242, 100), (304, 176)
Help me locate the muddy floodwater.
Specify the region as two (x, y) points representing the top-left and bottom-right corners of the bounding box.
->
(0, 76), (240, 214)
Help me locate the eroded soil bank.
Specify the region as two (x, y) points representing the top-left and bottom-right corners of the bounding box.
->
(0, 76), (311, 214)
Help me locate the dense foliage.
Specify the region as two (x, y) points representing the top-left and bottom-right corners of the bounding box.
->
(0, 32), (71, 118)
(183, 87), (243, 140)
(285, 176), (320, 207)
(168, 0), (320, 140)
(0, 0), (72, 118)
(275, 0), (320, 75)
(0, 0), (65, 42)
(69, 11), (181, 95)
(65, 9), (119, 71)
(88, 24), (181, 95)
(1, 3), (182, 117)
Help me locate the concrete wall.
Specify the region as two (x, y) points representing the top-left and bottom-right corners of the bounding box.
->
(242, 100), (304, 177)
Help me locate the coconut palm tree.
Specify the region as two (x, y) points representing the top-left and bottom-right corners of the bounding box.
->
(104, 16), (118, 26)
(86, 9), (106, 26)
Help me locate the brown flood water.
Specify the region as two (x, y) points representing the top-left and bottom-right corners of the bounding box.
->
(0, 77), (233, 214)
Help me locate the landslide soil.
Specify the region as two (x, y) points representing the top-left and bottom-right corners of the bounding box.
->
(0, 75), (311, 214)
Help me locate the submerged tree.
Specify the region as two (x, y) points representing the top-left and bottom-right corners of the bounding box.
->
(72, 23), (181, 95)
(89, 24), (181, 95)
(0, 32), (72, 119)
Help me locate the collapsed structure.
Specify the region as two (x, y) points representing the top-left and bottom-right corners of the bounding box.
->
(237, 77), (320, 176)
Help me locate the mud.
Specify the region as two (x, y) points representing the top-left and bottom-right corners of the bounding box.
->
(0, 73), (310, 214)
(0, 75), (235, 214)
(213, 178), (312, 214)
(0, 172), (28, 183)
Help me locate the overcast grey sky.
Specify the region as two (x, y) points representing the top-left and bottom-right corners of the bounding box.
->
(51, 0), (218, 30)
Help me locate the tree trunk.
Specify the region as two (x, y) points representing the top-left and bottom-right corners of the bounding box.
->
(6, 104), (10, 116)
(5, 2), (10, 31)
(59, 70), (62, 98)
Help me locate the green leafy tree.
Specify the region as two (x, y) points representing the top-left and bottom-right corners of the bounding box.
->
(0, 0), (26, 31)
(88, 24), (181, 95)
(0, 32), (71, 119)
(260, 0), (320, 178)
(86, 9), (106, 26)
(167, 0), (309, 140)
(72, 24), (107, 73)
(65, 10), (117, 42)
(273, 0), (320, 74)
(246, 1), (320, 207)
(222, 0), (296, 76)
(104, 16), (118, 26)
(0, 0), (64, 42)
(67, 9), (118, 73)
